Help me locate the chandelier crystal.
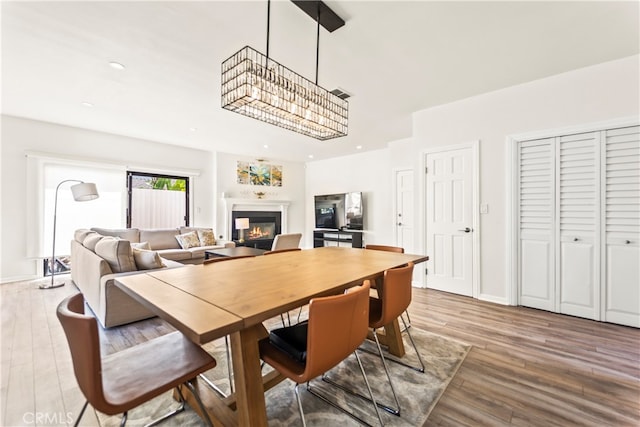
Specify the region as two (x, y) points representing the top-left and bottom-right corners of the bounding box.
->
(221, 46), (348, 141)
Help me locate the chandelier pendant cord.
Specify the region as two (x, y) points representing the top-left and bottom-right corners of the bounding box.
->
(266, 0), (271, 62)
(315, 2), (320, 85)
(265, 0), (321, 84)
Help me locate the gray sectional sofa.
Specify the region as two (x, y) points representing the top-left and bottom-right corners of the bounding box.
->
(71, 226), (235, 328)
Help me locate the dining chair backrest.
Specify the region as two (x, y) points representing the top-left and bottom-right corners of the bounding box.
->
(364, 244), (404, 253)
(271, 233), (302, 251)
(370, 262), (414, 329)
(57, 293), (109, 413)
(263, 248), (302, 255)
(304, 281), (370, 380)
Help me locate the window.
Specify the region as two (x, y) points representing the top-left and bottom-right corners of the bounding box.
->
(26, 154), (125, 268)
(127, 171), (189, 228)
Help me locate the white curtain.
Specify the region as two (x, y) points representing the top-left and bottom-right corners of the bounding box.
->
(26, 154), (126, 258)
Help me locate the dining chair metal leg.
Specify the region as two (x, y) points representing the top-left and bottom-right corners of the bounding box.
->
(183, 380), (214, 427)
(198, 336), (234, 398)
(198, 373), (229, 399)
(224, 335), (234, 393)
(323, 329), (401, 416)
(145, 387), (186, 427)
(400, 310), (412, 333)
(73, 401), (89, 427)
(307, 351), (384, 426)
(359, 316), (426, 373)
(397, 316), (426, 373)
(294, 384), (307, 427)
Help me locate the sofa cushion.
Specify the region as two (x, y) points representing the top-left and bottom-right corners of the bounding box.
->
(94, 237), (137, 273)
(92, 227), (140, 242)
(196, 229), (216, 246)
(175, 231), (200, 249)
(74, 229), (95, 243)
(139, 229), (181, 250)
(132, 248), (165, 270)
(83, 233), (104, 251)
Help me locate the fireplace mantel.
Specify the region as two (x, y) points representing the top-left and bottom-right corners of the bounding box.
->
(223, 198), (290, 238)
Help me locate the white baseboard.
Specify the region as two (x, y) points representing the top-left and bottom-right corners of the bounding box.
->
(0, 274), (40, 285)
(478, 293), (511, 306)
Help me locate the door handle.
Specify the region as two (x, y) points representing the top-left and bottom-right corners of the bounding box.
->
(458, 227), (472, 233)
(397, 222), (403, 226)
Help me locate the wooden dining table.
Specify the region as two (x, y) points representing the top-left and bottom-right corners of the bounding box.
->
(115, 246), (428, 426)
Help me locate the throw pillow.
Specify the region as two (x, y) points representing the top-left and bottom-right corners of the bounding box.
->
(83, 233), (103, 251)
(197, 229), (216, 246)
(132, 248), (165, 270)
(175, 231), (200, 249)
(94, 237), (137, 273)
(131, 241), (151, 250)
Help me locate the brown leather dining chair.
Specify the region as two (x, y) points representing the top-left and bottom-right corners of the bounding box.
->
(324, 262), (424, 417)
(57, 293), (216, 427)
(259, 281), (384, 426)
(364, 244), (413, 331)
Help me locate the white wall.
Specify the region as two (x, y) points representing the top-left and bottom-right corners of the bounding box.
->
(1, 115), (216, 282)
(305, 149), (393, 248)
(307, 55), (640, 303)
(215, 152), (306, 243)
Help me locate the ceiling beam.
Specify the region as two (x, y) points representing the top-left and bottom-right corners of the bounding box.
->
(291, 1), (345, 32)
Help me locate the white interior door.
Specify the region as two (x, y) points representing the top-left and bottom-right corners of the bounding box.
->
(425, 147), (475, 296)
(558, 132), (600, 319)
(603, 126), (640, 327)
(518, 138), (556, 311)
(395, 169), (414, 251)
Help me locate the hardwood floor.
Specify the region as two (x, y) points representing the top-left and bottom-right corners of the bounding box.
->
(1, 276), (638, 426)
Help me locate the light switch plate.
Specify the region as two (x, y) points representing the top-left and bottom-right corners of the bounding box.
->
(480, 203), (489, 214)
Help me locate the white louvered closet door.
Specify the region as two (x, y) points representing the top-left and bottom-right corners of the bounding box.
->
(558, 132), (600, 320)
(519, 138), (555, 311)
(603, 126), (640, 327)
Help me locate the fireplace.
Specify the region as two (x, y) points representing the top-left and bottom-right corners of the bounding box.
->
(232, 210), (282, 250)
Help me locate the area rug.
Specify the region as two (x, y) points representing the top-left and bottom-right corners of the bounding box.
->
(97, 328), (470, 426)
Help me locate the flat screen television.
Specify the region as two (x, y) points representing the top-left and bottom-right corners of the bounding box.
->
(314, 192), (364, 230)
(315, 206), (337, 229)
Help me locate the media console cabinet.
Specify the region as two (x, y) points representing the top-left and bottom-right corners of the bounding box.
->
(313, 230), (363, 249)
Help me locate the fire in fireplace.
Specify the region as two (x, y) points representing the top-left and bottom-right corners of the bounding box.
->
(247, 223), (275, 240)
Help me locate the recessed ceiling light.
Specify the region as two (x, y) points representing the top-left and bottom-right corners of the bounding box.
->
(263, 144), (269, 149)
(81, 102), (94, 107)
(308, 154), (314, 159)
(189, 127), (197, 132)
(109, 61), (126, 70)
(356, 145), (363, 150)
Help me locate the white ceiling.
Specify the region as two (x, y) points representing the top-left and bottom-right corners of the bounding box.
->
(2, 1), (638, 162)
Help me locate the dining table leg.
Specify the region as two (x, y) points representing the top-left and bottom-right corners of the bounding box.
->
(230, 324), (270, 427)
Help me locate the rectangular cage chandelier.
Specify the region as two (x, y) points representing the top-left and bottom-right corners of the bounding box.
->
(221, 46), (348, 141)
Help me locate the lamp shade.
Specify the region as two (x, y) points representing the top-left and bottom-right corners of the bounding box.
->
(70, 182), (99, 202)
(235, 218), (250, 230)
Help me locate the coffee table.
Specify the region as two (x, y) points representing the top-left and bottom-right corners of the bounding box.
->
(204, 246), (266, 260)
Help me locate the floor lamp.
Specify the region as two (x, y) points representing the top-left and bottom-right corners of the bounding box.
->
(40, 180), (99, 290)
